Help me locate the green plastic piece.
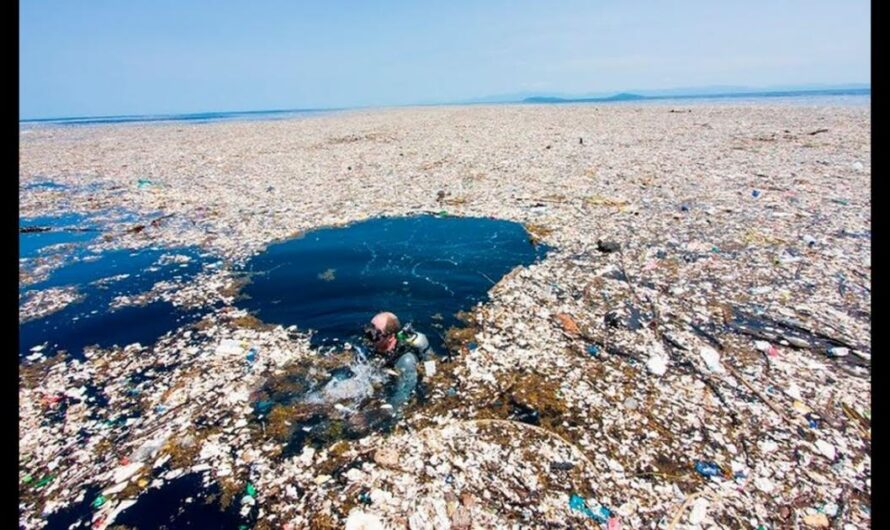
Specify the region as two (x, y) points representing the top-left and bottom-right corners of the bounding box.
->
(92, 495), (106, 508)
(33, 475), (53, 488)
(438, 210), (448, 216)
(22, 474), (32, 484)
(245, 482), (257, 497)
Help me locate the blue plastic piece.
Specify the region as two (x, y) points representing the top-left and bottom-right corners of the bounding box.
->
(569, 494), (610, 523)
(694, 460), (721, 477)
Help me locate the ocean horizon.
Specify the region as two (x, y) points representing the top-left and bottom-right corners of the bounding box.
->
(20, 87), (870, 127)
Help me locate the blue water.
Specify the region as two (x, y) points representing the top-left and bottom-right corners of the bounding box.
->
(19, 211), (215, 357)
(19, 213), (101, 259)
(42, 473), (249, 530)
(113, 473), (252, 530)
(20, 246), (211, 357)
(239, 214), (548, 353)
(19, 89), (870, 129)
(20, 108), (337, 127)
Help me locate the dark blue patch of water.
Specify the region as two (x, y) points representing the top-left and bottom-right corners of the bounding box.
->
(238, 214), (548, 353)
(20, 246), (212, 357)
(41, 484), (103, 530)
(110, 473), (250, 530)
(19, 213), (101, 259)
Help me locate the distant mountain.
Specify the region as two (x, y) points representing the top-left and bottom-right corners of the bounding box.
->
(524, 92), (645, 103)
(470, 83), (870, 105)
(519, 86), (869, 104)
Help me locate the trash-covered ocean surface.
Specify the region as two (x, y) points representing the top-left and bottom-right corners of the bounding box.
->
(20, 211), (551, 530)
(20, 105), (871, 530)
(239, 214), (548, 353)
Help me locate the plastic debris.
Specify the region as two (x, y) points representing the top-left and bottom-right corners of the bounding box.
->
(17, 103), (871, 530)
(689, 497), (709, 524)
(803, 513), (829, 528)
(33, 475), (53, 489)
(694, 461), (722, 477)
(91, 495), (106, 509)
(596, 240), (621, 253)
(815, 440), (837, 460)
(754, 477), (775, 493)
(358, 489), (372, 505)
(646, 353), (668, 376)
(569, 493), (610, 523)
(423, 360), (437, 377)
(828, 347), (849, 357)
(556, 313), (582, 336)
(345, 511), (385, 530)
(699, 346), (725, 373)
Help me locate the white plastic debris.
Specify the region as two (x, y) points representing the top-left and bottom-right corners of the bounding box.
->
(828, 347), (849, 357)
(215, 339), (244, 356)
(784, 382), (803, 401)
(699, 346), (724, 373)
(759, 440), (778, 453)
(754, 477), (775, 493)
(111, 462), (144, 484)
(345, 511), (385, 530)
(646, 352), (669, 376)
(689, 497), (709, 525)
(815, 440), (837, 460)
(424, 360), (437, 377)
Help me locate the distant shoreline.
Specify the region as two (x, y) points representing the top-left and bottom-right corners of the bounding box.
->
(521, 87), (870, 103)
(20, 88), (869, 127)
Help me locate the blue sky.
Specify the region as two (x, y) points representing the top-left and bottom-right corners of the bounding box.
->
(20, 1), (870, 119)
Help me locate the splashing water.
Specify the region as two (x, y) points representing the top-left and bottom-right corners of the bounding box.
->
(305, 349), (387, 407)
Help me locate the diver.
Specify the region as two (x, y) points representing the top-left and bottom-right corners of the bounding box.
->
(362, 311), (432, 410)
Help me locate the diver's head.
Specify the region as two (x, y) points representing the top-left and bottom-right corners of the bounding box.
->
(365, 311), (400, 353)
